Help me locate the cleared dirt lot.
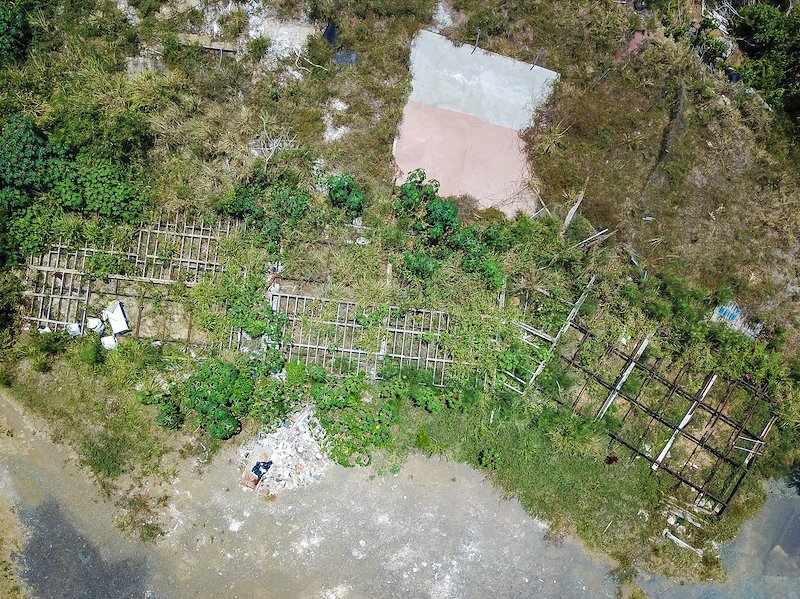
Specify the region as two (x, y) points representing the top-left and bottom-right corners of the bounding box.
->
(1, 391), (798, 599)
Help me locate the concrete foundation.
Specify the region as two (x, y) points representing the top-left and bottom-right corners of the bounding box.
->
(394, 30), (559, 216)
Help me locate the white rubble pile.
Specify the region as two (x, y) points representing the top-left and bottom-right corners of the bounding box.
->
(432, 1), (455, 32)
(116, 0), (140, 26)
(245, 2), (315, 61)
(241, 407), (331, 495)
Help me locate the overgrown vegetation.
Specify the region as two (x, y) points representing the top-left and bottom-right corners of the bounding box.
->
(732, 2), (800, 122)
(0, 0), (799, 584)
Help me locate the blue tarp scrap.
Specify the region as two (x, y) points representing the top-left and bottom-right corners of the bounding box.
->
(324, 23), (338, 47)
(335, 51), (358, 65)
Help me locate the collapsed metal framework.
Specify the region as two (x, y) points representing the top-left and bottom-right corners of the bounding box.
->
(270, 290), (454, 385)
(23, 214), (239, 333)
(268, 280), (777, 514)
(544, 320), (777, 515)
(20, 216), (778, 514)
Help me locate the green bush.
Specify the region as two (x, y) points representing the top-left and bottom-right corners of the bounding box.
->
(179, 359), (255, 440)
(394, 169), (438, 212)
(328, 172), (366, 218)
(214, 181), (265, 223)
(129, 0), (167, 18)
(402, 250), (438, 280)
(425, 197), (459, 242)
(312, 374), (399, 465)
(5, 203), (61, 260)
(224, 275), (288, 340)
(480, 448), (502, 470)
(53, 156), (145, 222)
(0, 113), (64, 198)
(0, 3), (28, 63)
(29, 330), (70, 357)
(156, 401), (183, 429)
(413, 385), (443, 413)
(620, 370), (645, 397)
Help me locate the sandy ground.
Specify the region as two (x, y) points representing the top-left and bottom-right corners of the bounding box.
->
(2, 389), (800, 598)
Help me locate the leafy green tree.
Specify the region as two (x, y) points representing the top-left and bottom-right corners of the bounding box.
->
(733, 4), (800, 116)
(0, 3), (28, 63)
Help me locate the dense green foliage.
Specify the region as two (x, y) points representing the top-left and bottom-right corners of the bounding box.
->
(0, 112), (146, 265)
(176, 359), (253, 439)
(394, 169), (512, 290)
(733, 3), (800, 119)
(54, 156), (144, 219)
(328, 172), (366, 217)
(214, 167), (312, 255)
(0, 3), (28, 63)
(0, 114), (62, 196)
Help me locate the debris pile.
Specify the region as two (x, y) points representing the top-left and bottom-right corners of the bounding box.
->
(712, 300), (763, 339)
(240, 407), (331, 495)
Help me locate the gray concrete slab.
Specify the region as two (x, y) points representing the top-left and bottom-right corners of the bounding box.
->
(408, 30), (559, 131)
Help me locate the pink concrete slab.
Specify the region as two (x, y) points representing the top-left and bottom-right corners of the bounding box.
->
(394, 101), (538, 217)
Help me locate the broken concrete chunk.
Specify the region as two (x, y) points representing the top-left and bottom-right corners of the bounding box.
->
(86, 317), (105, 334)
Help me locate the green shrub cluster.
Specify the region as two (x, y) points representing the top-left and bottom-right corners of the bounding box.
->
(177, 359), (254, 439)
(328, 172), (367, 218)
(0, 113), (146, 264)
(394, 169), (542, 290)
(733, 3), (800, 119)
(215, 168), (312, 255)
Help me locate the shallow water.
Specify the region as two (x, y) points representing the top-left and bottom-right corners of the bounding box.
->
(15, 499), (151, 599)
